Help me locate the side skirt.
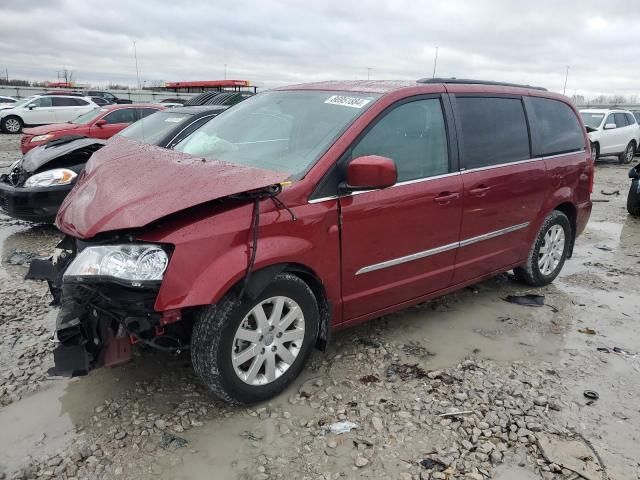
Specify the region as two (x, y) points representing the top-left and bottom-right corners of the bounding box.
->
(333, 259), (526, 331)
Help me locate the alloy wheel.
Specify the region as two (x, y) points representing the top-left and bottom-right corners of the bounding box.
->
(4, 118), (20, 133)
(231, 296), (305, 386)
(625, 144), (634, 163)
(538, 224), (565, 275)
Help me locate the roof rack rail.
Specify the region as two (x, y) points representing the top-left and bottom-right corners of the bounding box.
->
(417, 77), (547, 91)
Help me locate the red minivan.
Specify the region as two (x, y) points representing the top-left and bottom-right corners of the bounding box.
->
(29, 79), (593, 404)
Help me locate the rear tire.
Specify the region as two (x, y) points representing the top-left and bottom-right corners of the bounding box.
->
(514, 211), (571, 286)
(619, 141), (635, 164)
(1, 116), (23, 134)
(191, 273), (319, 405)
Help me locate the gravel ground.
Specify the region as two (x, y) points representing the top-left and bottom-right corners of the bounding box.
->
(0, 132), (639, 480)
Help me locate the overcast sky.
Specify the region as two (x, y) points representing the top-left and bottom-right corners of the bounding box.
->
(1, 0), (638, 98)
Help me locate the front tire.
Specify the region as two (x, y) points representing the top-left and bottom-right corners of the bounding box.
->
(619, 141), (635, 164)
(1, 116), (23, 134)
(191, 273), (319, 404)
(590, 142), (599, 161)
(514, 211), (571, 286)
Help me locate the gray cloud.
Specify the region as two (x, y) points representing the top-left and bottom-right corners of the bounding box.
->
(0, 0), (638, 98)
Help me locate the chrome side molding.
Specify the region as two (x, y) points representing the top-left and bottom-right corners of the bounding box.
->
(355, 222), (530, 275)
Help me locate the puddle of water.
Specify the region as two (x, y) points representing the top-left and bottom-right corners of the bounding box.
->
(494, 464), (540, 479)
(0, 381), (75, 472)
(349, 281), (568, 370)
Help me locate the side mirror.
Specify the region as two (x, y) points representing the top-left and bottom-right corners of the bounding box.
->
(629, 166), (640, 179)
(604, 123), (616, 130)
(95, 119), (107, 127)
(27, 104), (37, 110)
(342, 155), (397, 191)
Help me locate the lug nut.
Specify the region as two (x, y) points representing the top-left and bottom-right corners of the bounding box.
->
(269, 325), (275, 331)
(258, 335), (264, 342)
(276, 332), (282, 338)
(271, 345), (277, 352)
(260, 347), (265, 354)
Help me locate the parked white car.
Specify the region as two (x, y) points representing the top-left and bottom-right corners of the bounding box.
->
(0, 96), (17, 108)
(580, 109), (640, 163)
(0, 95), (98, 134)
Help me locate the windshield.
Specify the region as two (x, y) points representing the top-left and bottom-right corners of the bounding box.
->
(174, 90), (380, 178)
(12, 96), (36, 108)
(71, 108), (106, 124)
(580, 112), (605, 129)
(116, 111), (192, 145)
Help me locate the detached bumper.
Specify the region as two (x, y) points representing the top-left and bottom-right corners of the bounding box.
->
(0, 178), (72, 222)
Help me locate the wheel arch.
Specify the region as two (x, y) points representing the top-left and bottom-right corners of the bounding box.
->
(553, 201), (577, 257)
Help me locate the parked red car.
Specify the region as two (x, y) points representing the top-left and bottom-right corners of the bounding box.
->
(29, 79), (593, 404)
(20, 104), (164, 153)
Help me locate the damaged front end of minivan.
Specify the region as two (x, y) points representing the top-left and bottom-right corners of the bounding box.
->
(27, 235), (188, 376)
(27, 136), (291, 377)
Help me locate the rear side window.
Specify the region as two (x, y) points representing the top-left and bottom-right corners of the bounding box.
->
(138, 108), (159, 119)
(72, 98), (90, 106)
(626, 113), (636, 125)
(614, 113), (629, 128)
(52, 97), (76, 107)
(456, 96), (530, 169)
(351, 98), (449, 181)
(528, 97), (585, 156)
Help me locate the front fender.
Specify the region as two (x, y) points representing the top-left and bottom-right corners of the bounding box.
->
(146, 200), (342, 314)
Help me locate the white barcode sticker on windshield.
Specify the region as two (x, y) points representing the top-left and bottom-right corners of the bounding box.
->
(164, 117), (183, 123)
(324, 95), (372, 109)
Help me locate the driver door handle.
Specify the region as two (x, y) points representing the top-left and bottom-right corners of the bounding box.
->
(434, 192), (460, 204)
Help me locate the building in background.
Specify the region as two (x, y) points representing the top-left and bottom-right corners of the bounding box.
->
(152, 80), (257, 94)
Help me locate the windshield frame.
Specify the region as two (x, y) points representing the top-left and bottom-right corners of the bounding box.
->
(580, 111), (605, 130)
(174, 90), (381, 180)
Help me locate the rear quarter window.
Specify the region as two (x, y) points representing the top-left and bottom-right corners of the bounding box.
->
(527, 97), (585, 157)
(456, 96), (530, 169)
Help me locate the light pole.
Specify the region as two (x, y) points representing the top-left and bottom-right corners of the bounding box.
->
(432, 46), (439, 78)
(563, 65), (569, 95)
(134, 41), (141, 90)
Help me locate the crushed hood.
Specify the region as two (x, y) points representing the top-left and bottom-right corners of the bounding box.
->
(56, 137), (289, 239)
(21, 137), (106, 173)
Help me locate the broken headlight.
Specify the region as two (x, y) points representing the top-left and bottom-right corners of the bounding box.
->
(24, 168), (77, 188)
(64, 245), (169, 283)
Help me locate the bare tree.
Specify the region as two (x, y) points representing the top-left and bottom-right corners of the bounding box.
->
(59, 68), (74, 84)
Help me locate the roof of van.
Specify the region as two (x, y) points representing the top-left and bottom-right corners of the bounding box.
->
(277, 79), (559, 97)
